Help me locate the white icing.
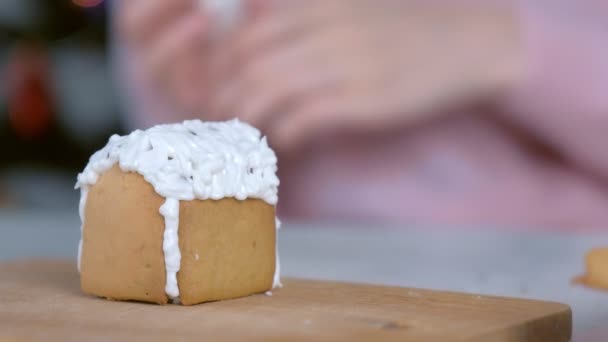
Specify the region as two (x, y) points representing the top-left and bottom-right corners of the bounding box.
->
(75, 119), (281, 300)
(273, 217), (283, 288)
(160, 198), (181, 298)
(77, 186), (88, 271)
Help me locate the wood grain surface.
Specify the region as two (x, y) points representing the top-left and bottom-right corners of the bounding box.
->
(0, 260), (571, 341)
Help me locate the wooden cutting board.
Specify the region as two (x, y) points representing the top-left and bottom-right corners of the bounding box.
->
(0, 260), (571, 342)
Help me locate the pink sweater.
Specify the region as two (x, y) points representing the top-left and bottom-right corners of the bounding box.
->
(112, 1), (608, 229)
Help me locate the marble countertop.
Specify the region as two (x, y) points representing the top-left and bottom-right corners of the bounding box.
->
(1, 208), (607, 340)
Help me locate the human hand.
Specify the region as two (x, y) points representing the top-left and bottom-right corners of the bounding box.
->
(209, 0), (525, 150)
(117, 0), (211, 114)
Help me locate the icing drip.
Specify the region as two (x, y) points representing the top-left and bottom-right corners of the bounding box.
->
(75, 119), (281, 299)
(160, 198), (181, 299)
(77, 186), (89, 272)
(274, 217), (282, 288)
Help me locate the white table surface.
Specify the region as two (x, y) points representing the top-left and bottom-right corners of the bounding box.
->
(1, 208), (607, 340)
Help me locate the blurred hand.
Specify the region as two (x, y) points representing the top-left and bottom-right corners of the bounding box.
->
(210, 0), (525, 150)
(117, 0), (211, 114)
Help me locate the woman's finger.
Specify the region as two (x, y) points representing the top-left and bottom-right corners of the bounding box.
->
(119, 0), (195, 46)
(211, 33), (334, 123)
(144, 14), (210, 86)
(237, 68), (341, 129)
(166, 52), (210, 114)
(269, 94), (352, 151)
(209, 2), (325, 89)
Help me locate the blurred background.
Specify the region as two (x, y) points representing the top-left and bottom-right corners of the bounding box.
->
(0, 0), (120, 211)
(1, 0), (608, 226)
